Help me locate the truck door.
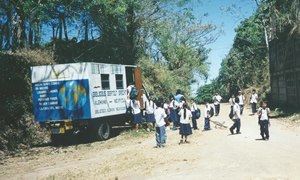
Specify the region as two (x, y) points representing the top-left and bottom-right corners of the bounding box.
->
(134, 67), (144, 108)
(125, 66), (145, 109)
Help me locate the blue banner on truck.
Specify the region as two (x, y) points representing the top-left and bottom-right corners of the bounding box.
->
(32, 79), (91, 122)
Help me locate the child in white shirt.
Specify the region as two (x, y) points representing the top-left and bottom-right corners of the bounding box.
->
(154, 100), (167, 148)
(258, 101), (270, 140)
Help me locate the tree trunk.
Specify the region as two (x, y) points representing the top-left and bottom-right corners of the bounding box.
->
(84, 19), (88, 41)
(0, 24), (3, 50)
(52, 23), (56, 40)
(29, 25), (33, 48)
(62, 16), (68, 41)
(12, 24), (17, 52)
(90, 23), (94, 40)
(18, 15), (27, 49)
(59, 14), (63, 40)
(34, 21), (41, 47)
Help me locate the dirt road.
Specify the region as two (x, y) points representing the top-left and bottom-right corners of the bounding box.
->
(1, 103), (300, 180)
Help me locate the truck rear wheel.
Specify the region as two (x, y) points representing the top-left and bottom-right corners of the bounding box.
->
(96, 121), (111, 141)
(90, 121), (111, 141)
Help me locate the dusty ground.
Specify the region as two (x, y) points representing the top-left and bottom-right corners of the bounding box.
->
(1, 103), (300, 180)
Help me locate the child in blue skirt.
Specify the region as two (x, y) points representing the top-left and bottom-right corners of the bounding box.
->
(130, 99), (142, 132)
(178, 103), (193, 144)
(169, 95), (179, 130)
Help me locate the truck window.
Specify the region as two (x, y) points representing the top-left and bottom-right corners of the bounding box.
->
(116, 75), (124, 89)
(101, 74), (110, 90)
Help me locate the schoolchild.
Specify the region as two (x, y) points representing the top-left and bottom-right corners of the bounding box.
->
(174, 89), (184, 103)
(178, 103), (193, 144)
(238, 91), (245, 115)
(258, 101), (271, 140)
(145, 97), (156, 131)
(250, 89), (258, 114)
(169, 95), (179, 130)
(229, 94), (235, 119)
(190, 98), (199, 130)
(130, 98), (143, 132)
(154, 100), (167, 148)
(203, 99), (211, 131)
(213, 92), (222, 116)
(229, 97), (241, 134)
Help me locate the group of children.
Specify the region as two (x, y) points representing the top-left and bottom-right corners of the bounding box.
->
(228, 89), (270, 140)
(127, 88), (201, 148)
(127, 85), (271, 148)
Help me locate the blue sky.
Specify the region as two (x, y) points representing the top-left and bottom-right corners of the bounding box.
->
(195, 0), (257, 82)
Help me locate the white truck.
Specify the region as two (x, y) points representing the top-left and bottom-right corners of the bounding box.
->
(31, 62), (148, 142)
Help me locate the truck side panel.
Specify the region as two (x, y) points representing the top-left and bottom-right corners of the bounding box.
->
(32, 79), (91, 122)
(89, 64), (128, 119)
(31, 63), (91, 122)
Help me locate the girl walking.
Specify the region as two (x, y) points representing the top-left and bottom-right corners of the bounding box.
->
(178, 103), (193, 144)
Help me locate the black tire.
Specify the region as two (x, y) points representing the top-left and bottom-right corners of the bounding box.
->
(95, 121), (111, 141)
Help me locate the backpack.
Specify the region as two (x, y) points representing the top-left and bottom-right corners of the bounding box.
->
(209, 106), (214, 117)
(130, 86), (138, 99)
(195, 109), (201, 119)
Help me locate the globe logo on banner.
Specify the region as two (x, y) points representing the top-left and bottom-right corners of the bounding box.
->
(58, 81), (87, 111)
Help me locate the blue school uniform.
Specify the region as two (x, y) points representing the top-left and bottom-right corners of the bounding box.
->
(178, 109), (193, 135)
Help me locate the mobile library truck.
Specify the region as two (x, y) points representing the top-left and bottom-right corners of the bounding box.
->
(31, 62), (147, 142)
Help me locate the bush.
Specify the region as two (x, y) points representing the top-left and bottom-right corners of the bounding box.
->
(138, 57), (191, 100)
(0, 50), (55, 151)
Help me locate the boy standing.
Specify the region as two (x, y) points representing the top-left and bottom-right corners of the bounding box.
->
(154, 100), (167, 148)
(203, 100), (211, 131)
(229, 97), (241, 134)
(250, 89), (258, 114)
(258, 101), (270, 140)
(238, 91), (245, 115)
(213, 93), (222, 116)
(190, 99), (199, 130)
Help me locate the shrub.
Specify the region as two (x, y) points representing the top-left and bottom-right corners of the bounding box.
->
(0, 50), (54, 151)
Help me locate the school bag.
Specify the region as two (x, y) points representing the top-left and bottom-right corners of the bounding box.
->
(195, 109), (201, 119)
(209, 106), (214, 117)
(130, 86), (138, 99)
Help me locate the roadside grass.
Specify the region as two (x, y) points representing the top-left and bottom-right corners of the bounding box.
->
(271, 108), (300, 124)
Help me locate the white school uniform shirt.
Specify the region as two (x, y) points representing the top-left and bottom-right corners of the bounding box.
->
(130, 100), (141, 115)
(169, 100), (179, 109)
(178, 109), (192, 124)
(258, 107), (270, 120)
(238, 95), (245, 105)
(163, 103), (169, 110)
(229, 98), (235, 106)
(213, 95), (222, 105)
(154, 107), (167, 127)
(191, 103), (197, 112)
(204, 103), (211, 118)
(145, 100), (156, 114)
(127, 85), (134, 99)
(250, 93), (258, 103)
(233, 103), (241, 119)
